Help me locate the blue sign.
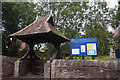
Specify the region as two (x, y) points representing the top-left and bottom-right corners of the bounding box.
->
(71, 37), (98, 56)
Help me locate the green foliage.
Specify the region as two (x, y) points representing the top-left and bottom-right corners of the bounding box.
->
(47, 43), (55, 57)
(110, 1), (120, 29)
(49, 2), (87, 58)
(111, 1), (120, 52)
(41, 47), (48, 52)
(2, 2), (118, 58)
(83, 2), (113, 55)
(61, 42), (70, 58)
(17, 43), (28, 58)
(113, 36), (120, 50)
(36, 2), (86, 38)
(51, 2), (86, 38)
(116, 1), (120, 26)
(2, 2), (36, 34)
(2, 2), (36, 57)
(65, 56), (110, 61)
(2, 39), (20, 57)
(34, 2), (87, 58)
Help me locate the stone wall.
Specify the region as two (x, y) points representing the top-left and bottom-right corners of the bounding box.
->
(2, 56), (14, 77)
(44, 60), (51, 78)
(44, 59), (120, 79)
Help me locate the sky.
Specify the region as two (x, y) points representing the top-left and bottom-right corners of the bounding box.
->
(89, 0), (119, 8)
(89, 0), (119, 32)
(106, 0), (119, 8)
(106, 0), (119, 32)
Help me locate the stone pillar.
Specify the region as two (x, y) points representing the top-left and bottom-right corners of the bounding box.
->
(14, 59), (30, 77)
(44, 60), (51, 78)
(110, 47), (116, 58)
(14, 59), (19, 78)
(50, 43), (61, 61)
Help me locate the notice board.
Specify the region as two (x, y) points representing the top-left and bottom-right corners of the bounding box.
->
(71, 37), (98, 56)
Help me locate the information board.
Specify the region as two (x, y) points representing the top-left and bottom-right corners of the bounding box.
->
(71, 37), (97, 56)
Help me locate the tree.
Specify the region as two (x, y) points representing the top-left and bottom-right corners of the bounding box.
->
(36, 2), (115, 56)
(3, 2), (116, 58)
(111, 1), (120, 52)
(34, 2), (88, 58)
(83, 2), (113, 55)
(2, 2), (36, 56)
(116, 1), (120, 26)
(49, 2), (87, 57)
(113, 36), (120, 50)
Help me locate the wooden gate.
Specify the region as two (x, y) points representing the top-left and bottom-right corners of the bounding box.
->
(31, 49), (51, 77)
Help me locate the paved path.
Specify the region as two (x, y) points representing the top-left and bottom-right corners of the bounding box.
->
(20, 75), (43, 78)
(2, 75), (44, 80)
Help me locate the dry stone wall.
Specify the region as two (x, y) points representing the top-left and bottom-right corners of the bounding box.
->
(2, 56), (14, 77)
(44, 59), (120, 79)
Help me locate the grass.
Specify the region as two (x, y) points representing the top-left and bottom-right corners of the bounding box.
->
(95, 56), (110, 61)
(9, 57), (18, 61)
(65, 55), (111, 61)
(9, 55), (120, 61)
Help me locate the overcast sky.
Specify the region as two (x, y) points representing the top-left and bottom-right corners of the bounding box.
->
(106, 0), (118, 8)
(106, 0), (119, 32)
(89, 0), (119, 8)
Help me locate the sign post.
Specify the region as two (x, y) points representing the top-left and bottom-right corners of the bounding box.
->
(71, 37), (98, 59)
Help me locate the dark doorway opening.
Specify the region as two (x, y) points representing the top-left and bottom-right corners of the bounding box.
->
(115, 49), (120, 58)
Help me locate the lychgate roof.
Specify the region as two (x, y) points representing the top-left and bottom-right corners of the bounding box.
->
(10, 15), (69, 45)
(10, 16), (50, 36)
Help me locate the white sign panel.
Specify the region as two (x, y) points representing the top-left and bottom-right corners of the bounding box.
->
(87, 43), (97, 55)
(72, 49), (80, 54)
(81, 45), (85, 52)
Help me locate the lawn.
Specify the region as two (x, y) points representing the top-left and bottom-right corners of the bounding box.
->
(65, 55), (111, 61)
(10, 55), (120, 61)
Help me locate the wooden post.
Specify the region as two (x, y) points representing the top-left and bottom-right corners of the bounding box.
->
(29, 44), (34, 72)
(49, 43), (60, 80)
(82, 56), (84, 60)
(55, 44), (60, 59)
(20, 44), (39, 59)
(92, 55), (95, 60)
(50, 43), (61, 61)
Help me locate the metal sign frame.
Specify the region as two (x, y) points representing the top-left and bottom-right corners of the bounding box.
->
(71, 37), (98, 56)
